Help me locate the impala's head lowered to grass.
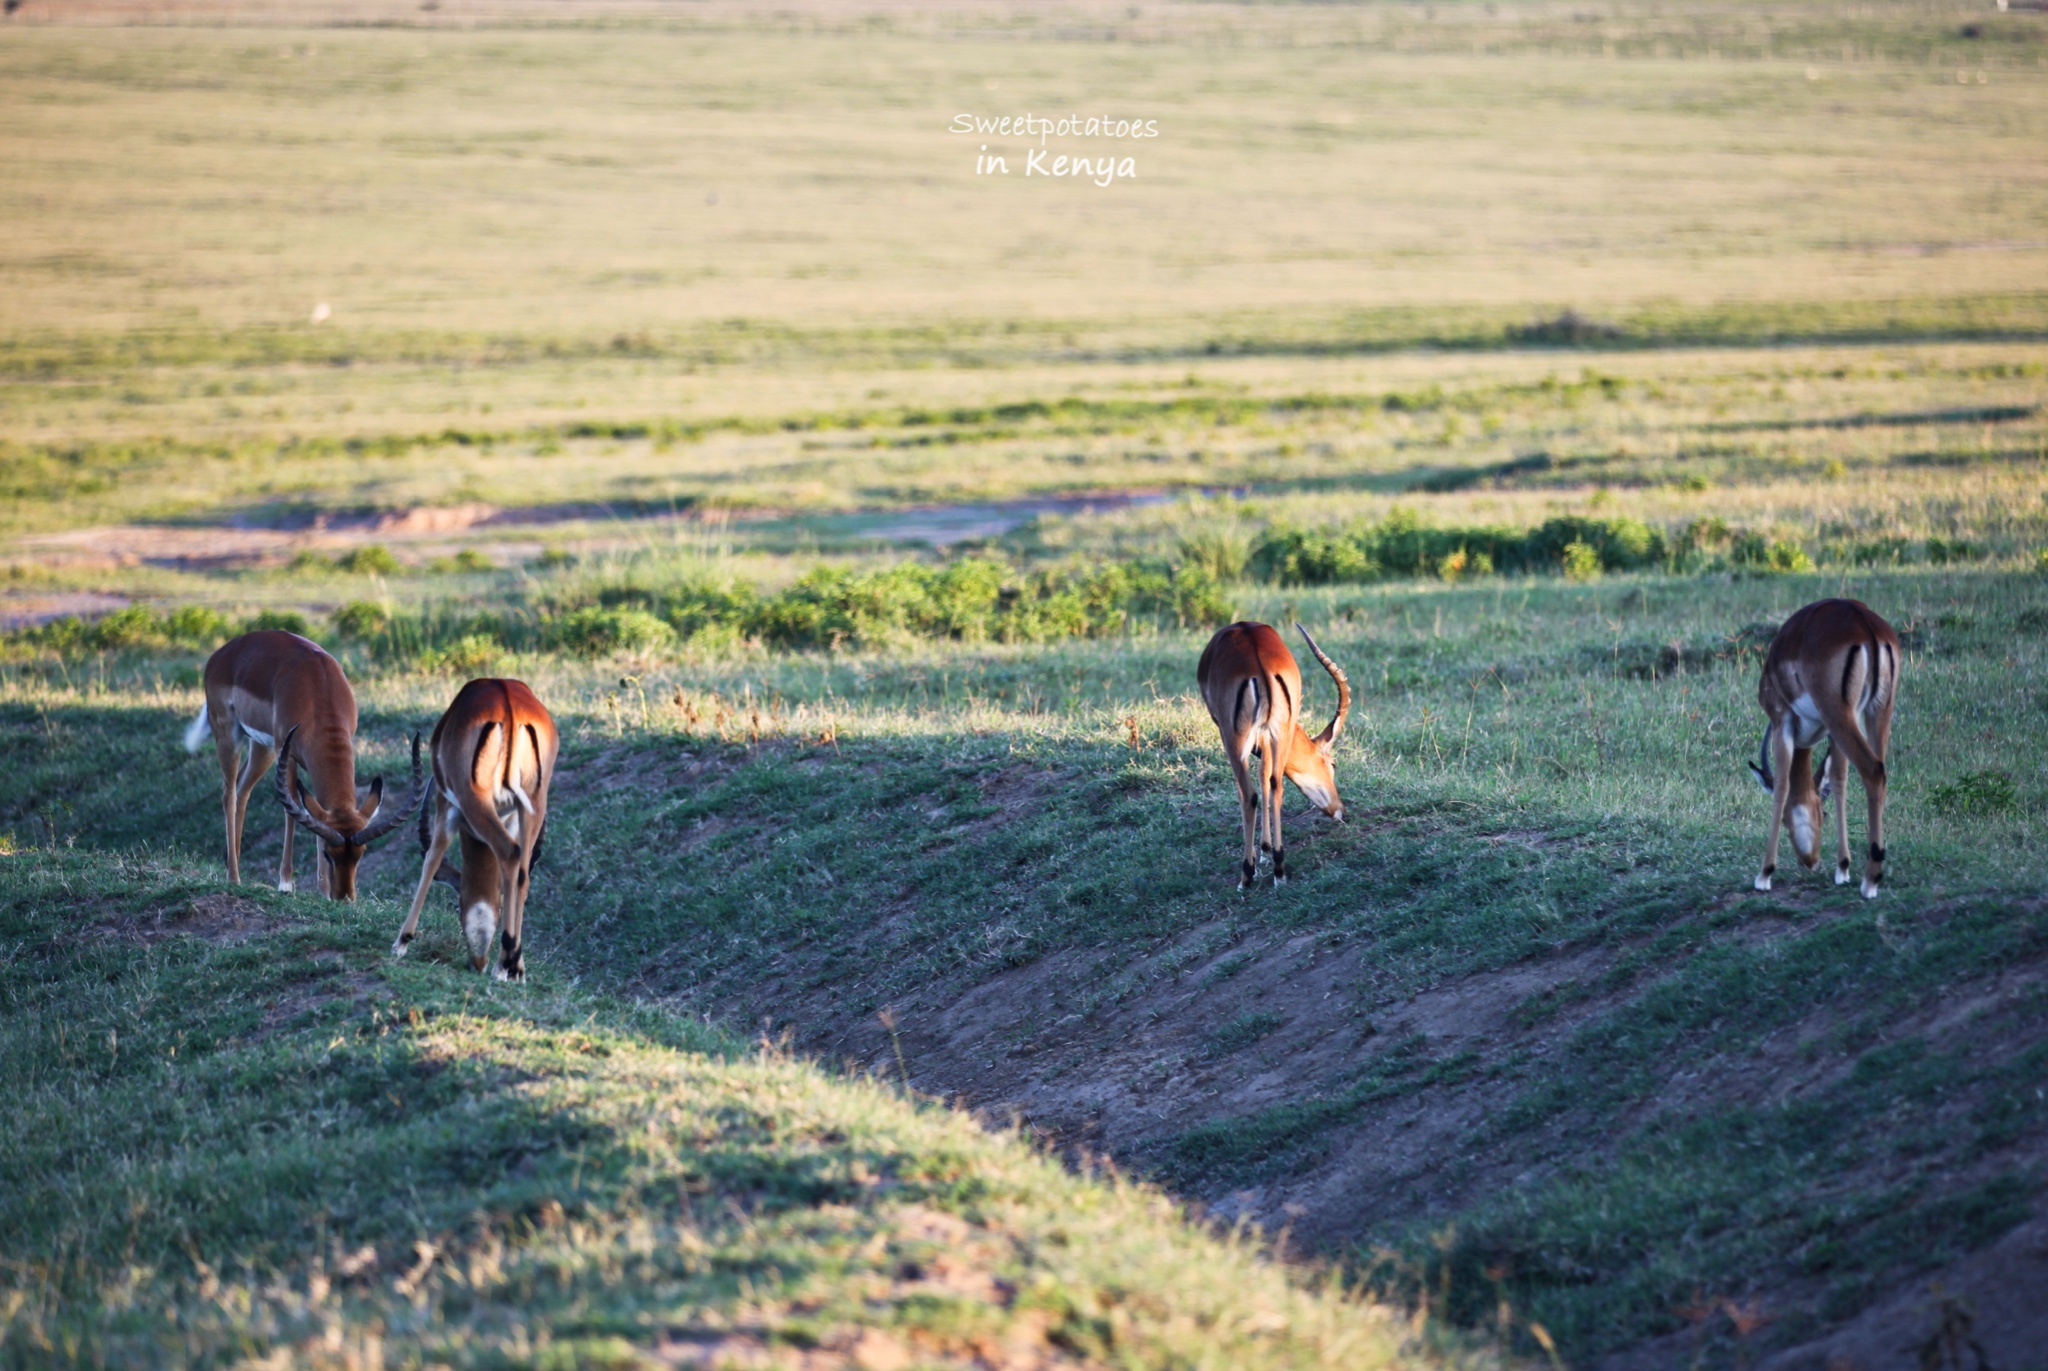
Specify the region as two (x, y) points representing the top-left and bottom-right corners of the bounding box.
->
(186, 630), (423, 899)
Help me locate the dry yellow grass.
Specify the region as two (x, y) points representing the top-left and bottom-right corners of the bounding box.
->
(3, 5), (2045, 343)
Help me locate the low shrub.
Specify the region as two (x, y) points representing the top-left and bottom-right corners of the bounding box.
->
(427, 549), (494, 574)
(247, 609), (310, 636)
(1732, 535), (1814, 574)
(546, 606), (676, 656)
(334, 544), (403, 575)
(331, 600), (392, 639)
(418, 633), (506, 675)
(3, 603), (246, 657)
(1254, 509), (1666, 586)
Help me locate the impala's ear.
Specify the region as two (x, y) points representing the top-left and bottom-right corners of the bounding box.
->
(360, 775), (385, 819)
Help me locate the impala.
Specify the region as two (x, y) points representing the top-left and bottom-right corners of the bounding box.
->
(1197, 621), (1351, 888)
(1748, 598), (1900, 898)
(184, 629), (421, 898)
(392, 678), (558, 981)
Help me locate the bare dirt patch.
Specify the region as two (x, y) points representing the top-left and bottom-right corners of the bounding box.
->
(706, 873), (2048, 1365)
(0, 591), (130, 630)
(753, 903), (1618, 1251)
(1755, 1214), (2048, 1371)
(105, 891), (285, 943)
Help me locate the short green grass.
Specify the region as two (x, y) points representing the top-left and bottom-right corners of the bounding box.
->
(7, 562), (2047, 1363)
(0, 851), (1460, 1370)
(6, 3), (2048, 1364)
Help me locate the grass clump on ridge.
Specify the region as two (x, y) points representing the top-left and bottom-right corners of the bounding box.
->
(0, 849), (1466, 1371)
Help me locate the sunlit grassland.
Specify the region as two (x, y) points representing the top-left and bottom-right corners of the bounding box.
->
(3, 14), (2043, 339)
(5, 343), (2046, 554)
(7, 1), (2048, 1361)
(0, 854), (1452, 1371)
(5, 564), (2047, 1359)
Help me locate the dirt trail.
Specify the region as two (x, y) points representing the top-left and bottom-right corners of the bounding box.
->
(10, 490), (1177, 571)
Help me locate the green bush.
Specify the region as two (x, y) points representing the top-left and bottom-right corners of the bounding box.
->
(331, 601), (391, 640)
(1926, 537), (1979, 567)
(334, 545), (403, 576)
(89, 605), (164, 648)
(1253, 510), (1667, 586)
(546, 606), (676, 656)
(1560, 541), (1603, 581)
(162, 605), (230, 647)
(3, 603), (232, 656)
(428, 549), (494, 574)
(1731, 536), (1814, 573)
(418, 633), (506, 675)
(7, 555), (1232, 665)
(246, 609), (310, 636)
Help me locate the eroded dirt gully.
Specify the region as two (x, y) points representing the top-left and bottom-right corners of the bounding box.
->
(513, 742), (2048, 1369)
(852, 912), (1609, 1239)
(772, 890), (2048, 1371)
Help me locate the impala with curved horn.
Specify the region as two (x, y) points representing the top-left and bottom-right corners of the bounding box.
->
(183, 629), (422, 898)
(392, 678), (558, 981)
(1197, 621), (1351, 888)
(1749, 598), (1900, 898)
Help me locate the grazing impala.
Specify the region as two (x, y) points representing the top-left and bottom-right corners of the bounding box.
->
(1197, 621), (1351, 888)
(392, 678), (558, 981)
(1749, 598), (1900, 898)
(184, 630), (421, 898)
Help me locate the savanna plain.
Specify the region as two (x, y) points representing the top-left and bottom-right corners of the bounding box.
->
(5, 2), (2048, 1367)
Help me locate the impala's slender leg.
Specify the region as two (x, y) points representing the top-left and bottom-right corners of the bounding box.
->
(490, 800), (528, 981)
(1757, 721), (1795, 892)
(495, 825), (530, 983)
(214, 727), (244, 883)
(277, 811), (299, 893)
(394, 797), (455, 957)
(499, 836), (535, 983)
(1828, 743), (1853, 885)
(1267, 740), (1288, 884)
(231, 739), (277, 888)
(1226, 746), (1260, 889)
(1859, 755), (1888, 900)
(1861, 697), (1893, 900)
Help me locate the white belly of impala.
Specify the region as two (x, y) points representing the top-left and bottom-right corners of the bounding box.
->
(1786, 695), (1825, 748)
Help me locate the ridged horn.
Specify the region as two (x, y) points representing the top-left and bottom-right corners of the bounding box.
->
(274, 726), (348, 847)
(1295, 622), (1351, 749)
(353, 732), (426, 846)
(1748, 722), (1776, 794)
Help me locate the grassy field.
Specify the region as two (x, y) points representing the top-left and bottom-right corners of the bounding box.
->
(6, 2), (2048, 1367)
